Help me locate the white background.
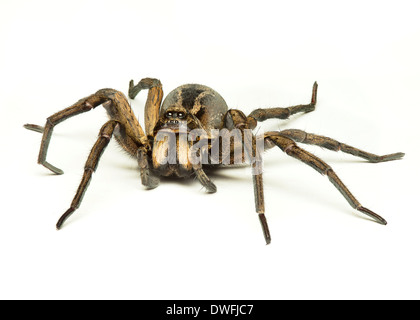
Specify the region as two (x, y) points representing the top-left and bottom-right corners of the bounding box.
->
(1, 0), (419, 299)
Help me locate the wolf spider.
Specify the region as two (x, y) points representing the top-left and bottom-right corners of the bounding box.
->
(24, 78), (404, 244)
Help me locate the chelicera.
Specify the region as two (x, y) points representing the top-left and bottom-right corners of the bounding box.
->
(24, 78), (404, 244)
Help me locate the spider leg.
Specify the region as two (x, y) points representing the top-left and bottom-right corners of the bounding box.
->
(24, 90), (116, 174)
(225, 109), (271, 244)
(23, 124), (44, 133)
(129, 78), (163, 137)
(137, 147), (160, 189)
(265, 132), (388, 225)
(185, 132), (217, 192)
(280, 129), (405, 162)
(128, 77), (161, 99)
(247, 82), (318, 129)
(192, 163), (217, 193)
(56, 120), (119, 229)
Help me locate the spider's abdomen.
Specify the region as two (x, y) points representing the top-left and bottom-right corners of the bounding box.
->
(161, 84), (228, 132)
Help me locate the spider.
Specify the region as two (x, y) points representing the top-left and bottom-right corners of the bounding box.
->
(24, 78), (404, 244)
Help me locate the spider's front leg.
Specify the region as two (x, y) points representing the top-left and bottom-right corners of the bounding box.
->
(24, 90), (115, 174)
(128, 77), (163, 137)
(129, 77), (164, 189)
(224, 109), (271, 244)
(56, 120), (119, 229)
(190, 138), (217, 193)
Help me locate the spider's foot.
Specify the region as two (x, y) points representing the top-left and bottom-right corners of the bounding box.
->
(143, 176), (160, 190)
(56, 207), (75, 230)
(371, 152), (405, 163)
(128, 80), (135, 98)
(357, 206), (387, 225)
(205, 181), (217, 193)
(23, 123), (44, 133)
(129, 78), (161, 99)
(42, 161), (64, 175)
(310, 81), (318, 107)
(259, 213), (271, 245)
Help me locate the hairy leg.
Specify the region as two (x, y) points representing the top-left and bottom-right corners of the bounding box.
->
(56, 120), (119, 229)
(247, 82), (318, 129)
(279, 129), (405, 162)
(24, 90), (121, 174)
(192, 163), (217, 193)
(137, 147), (160, 189)
(265, 132), (388, 224)
(225, 109), (271, 244)
(128, 78), (163, 137)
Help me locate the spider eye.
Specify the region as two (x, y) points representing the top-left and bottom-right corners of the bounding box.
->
(177, 112), (185, 119)
(166, 112), (173, 118)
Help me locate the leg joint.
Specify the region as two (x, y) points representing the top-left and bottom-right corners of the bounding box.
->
(281, 129), (307, 143)
(100, 133), (111, 140)
(224, 109), (248, 130)
(283, 143), (295, 155)
(84, 101), (94, 110)
(46, 117), (54, 127)
(324, 166), (333, 176)
(84, 166), (95, 173)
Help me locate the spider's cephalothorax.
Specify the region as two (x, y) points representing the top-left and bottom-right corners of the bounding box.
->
(150, 84), (228, 179)
(24, 78), (405, 244)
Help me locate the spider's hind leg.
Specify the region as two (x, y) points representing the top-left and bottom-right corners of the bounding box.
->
(265, 131), (388, 225)
(56, 120), (119, 229)
(280, 129), (405, 163)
